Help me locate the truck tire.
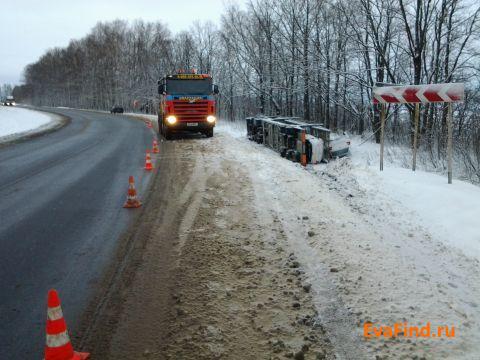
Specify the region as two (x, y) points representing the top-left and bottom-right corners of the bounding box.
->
(165, 128), (173, 140)
(205, 128), (214, 138)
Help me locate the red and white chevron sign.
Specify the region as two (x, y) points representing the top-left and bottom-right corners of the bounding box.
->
(373, 83), (464, 104)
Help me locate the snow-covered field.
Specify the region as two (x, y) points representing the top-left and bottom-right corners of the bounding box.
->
(0, 106), (59, 142)
(216, 120), (480, 359)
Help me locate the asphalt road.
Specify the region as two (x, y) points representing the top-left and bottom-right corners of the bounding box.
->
(0, 108), (154, 359)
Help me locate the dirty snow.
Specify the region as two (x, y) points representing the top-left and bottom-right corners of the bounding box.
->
(0, 106), (58, 142)
(216, 121), (480, 359)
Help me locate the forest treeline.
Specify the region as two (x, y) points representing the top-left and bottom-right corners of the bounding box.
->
(11, 0), (480, 181)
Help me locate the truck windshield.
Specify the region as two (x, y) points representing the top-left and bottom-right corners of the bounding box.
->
(166, 79), (212, 95)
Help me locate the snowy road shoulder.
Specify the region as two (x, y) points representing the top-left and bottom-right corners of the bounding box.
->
(216, 123), (480, 359)
(0, 106), (63, 144)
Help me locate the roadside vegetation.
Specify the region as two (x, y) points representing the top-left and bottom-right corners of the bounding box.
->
(10, 0), (480, 182)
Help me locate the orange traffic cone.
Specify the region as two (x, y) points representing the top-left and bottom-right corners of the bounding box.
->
(144, 150), (153, 171)
(152, 139), (159, 154)
(123, 176), (142, 208)
(45, 289), (90, 360)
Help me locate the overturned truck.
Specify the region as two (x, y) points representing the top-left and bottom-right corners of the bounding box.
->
(246, 116), (349, 164)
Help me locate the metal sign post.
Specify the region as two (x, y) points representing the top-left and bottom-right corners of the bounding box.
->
(373, 82), (464, 183)
(412, 103), (420, 171)
(447, 103), (453, 184)
(379, 104), (385, 171)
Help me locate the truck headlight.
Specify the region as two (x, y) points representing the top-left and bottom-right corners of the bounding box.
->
(207, 115), (216, 123)
(166, 115), (177, 125)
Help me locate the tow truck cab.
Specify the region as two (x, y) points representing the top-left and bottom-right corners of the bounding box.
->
(158, 72), (219, 139)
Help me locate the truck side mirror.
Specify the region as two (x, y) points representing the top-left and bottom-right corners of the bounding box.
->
(158, 82), (166, 95)
(213, 85), (219, 94)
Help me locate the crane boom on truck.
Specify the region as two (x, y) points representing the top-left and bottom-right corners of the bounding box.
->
(158, 70), (219, 139)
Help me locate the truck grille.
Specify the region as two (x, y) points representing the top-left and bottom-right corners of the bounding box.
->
(173, 100), (209, 122)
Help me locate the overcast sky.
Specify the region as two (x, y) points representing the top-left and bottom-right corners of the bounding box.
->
(0, 0), (235, 85)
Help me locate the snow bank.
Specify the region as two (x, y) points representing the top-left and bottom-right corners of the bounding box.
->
(349, 137), (480, 261)
(123, 112), (156, 120)
(216, 122), (480, 359)
(216, 119), (246, 138)
(0, 106), (58, 142)
(360, 167), (480, 260)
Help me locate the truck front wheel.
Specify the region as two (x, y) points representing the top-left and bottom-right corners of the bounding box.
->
(164, 128), (173, 140)
(205, 128), (213, 138)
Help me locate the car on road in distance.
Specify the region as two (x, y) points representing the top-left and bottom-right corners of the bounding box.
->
(3, 96), (16, 106)
(110, 105), (124, 114)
